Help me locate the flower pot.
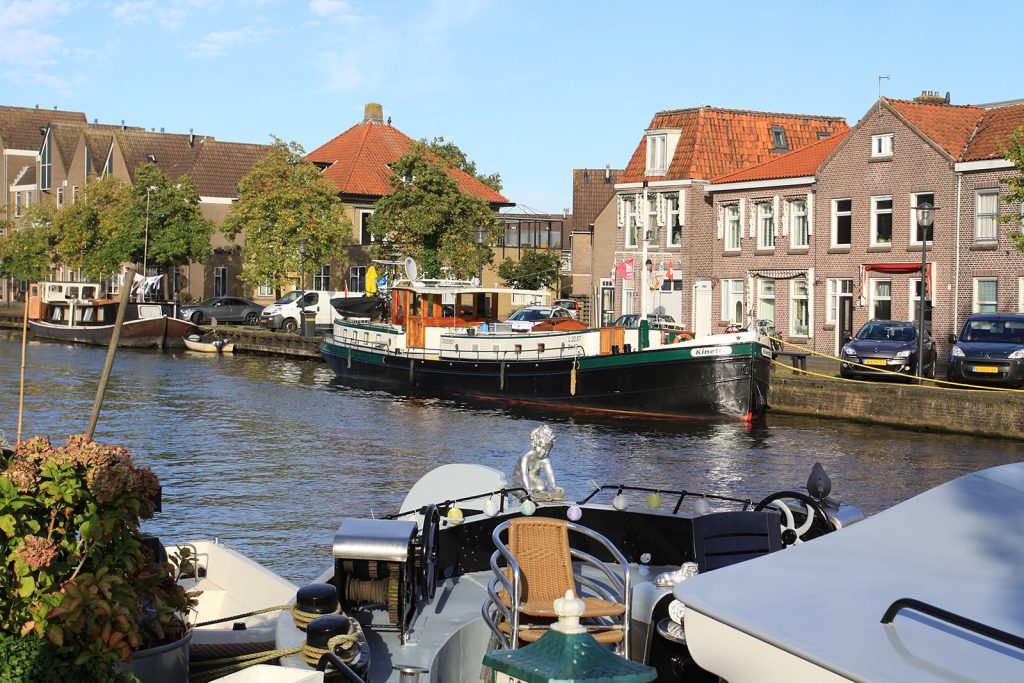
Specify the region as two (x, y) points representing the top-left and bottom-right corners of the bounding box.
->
(117, 630), (192, 682)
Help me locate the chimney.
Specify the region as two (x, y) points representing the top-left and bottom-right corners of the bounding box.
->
(93, 118), (98, 123)
(160, 127), (164, 133)
(363, 102), (384, 124)
(121, 119), (126, 129)
(189, 128), (195, 146)
(605, 163), (611, 182)
(913, 90), (949, 105)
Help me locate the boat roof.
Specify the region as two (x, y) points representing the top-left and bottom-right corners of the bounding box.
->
(391, 279), (549, 297)
(674, 462), (1024, 681)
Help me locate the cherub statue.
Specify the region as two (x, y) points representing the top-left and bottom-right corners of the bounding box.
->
(511, 425), (565, 502)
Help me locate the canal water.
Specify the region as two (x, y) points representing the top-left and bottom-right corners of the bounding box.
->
(2, 334), (1022, 583)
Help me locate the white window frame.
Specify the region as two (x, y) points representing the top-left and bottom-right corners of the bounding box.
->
(832, 198), (852, 247)
(622, 276), (636, 316)
(975, 190), (999, 244)
(349, 266), (366, 293)
(827, 278), (853, 324)
(724, 204), (741, 251)
(871, 279), (892, 320)
(71, 185), (79, 204)
(646, 196), (658, 244)
(646, 134), (668, 175)
(625, 197), (640, 249)
(908, 278), (923, 322)
(1020, 277), (1024, 314)
(667, 194), (682, 246)
(213, 266), (228, 298)
(358, 209), (375, 245)
(313, 264), (331, 290)
(973, 277), (998, 313)
(14, 191), (22, 218)
(258, 280), (274, 297)
(910, 192), (935, 245)
(790, 278), (809, 337)
(757, 279), (775, 325)
(870, 195), (893, 246)
(790, 199), (808, 248)
(721, 279), (744, 325)
(40, 130), (52, 191)
(756, 202), (775, 249)
(871, 133), (894, 157)
(57, 187), (65, 208)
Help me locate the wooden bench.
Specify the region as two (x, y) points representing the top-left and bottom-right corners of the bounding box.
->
(774, 350), (808, 373)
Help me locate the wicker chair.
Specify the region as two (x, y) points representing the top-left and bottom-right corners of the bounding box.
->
(485, 517), (630, 655)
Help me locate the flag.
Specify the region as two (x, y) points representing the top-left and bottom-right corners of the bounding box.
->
(667, 260), (673, 280)
(615, 259), (634, 281)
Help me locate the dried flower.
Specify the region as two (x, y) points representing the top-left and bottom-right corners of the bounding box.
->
(18, 535), (59, 569)
(5, 458), (40, 492)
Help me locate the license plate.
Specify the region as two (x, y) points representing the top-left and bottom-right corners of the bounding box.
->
(864, 358), (887, 366)
(971, 365), (999, 374)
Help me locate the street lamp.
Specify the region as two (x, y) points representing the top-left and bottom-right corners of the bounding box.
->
(915, 201), (935, 384)
(298, 239), (307, 336)
(476, 226), (486, 284)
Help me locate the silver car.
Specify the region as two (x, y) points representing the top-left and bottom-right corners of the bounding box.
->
(179, 297), (264, 325)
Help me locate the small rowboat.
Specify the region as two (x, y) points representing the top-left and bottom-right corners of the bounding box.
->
(183, 334), (235, 354)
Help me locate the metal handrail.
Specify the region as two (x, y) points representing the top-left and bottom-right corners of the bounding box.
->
(576, 483), (753, 511)
(881, 597), (1024, 651)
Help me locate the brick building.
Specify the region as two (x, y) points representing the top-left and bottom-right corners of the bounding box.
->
(566, 166), (623, 324)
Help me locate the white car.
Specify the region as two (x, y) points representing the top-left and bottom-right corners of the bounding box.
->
(505, 305), (572, 331)
(553, 299), (580, 319)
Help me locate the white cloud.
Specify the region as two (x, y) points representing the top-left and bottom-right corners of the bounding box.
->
(3, 69), (71, 97)
(112, 0), (193, 28)
(189, 26), (281, 58)
(0, 1), (70, 96)
(0, 0), (70, 27)
(308, 0), (357, 20)
(112, 1), (155, 24)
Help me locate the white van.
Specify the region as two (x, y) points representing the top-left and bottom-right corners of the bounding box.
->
(260, 290), (350, 333)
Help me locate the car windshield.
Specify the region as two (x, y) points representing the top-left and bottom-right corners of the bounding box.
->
(508, 308), (551, 322)
(857, 323), (916, 342)
(274, 291), (303, 305)
(962, 320), (1024, 343)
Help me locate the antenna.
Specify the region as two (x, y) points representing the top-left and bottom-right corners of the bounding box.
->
(878, 75), (890, 116)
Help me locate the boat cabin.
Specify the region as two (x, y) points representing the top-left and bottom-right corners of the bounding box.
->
(27, 281), (172, 326)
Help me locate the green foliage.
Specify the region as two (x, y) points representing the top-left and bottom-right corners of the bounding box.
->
(52, 176), (133, 280)
(497, 249), (562, 290)
(0, 436), (194, 681)
(1000, 126), (1024, 252)
(424, 136), (502, 192)
(0, 205), (59, 281)
(370, 139), (502, 279)
(223, 138), (351, 290)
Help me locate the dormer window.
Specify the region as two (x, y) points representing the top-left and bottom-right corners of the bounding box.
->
(146, 154), (157, 163)
(770, 126), (788, 152)
(871, 133), (894, 157)
(646, 134), (668, 175)
(40, 130), (52, 190)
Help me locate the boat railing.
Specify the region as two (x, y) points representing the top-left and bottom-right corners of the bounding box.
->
(577, 484), (754, 513)
(328, 333), (589, 362)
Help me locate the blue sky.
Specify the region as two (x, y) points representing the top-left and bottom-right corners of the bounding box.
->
(2, 0), (1019, 213)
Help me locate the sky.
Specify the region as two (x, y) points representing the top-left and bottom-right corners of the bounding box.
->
(2, 0), (1020, 214)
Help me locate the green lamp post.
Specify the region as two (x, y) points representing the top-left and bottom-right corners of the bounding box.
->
(482, 590), (656, 683)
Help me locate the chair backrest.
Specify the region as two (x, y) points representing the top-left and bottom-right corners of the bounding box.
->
(507, 517), (575, 605)
(691, 511), (783, 573)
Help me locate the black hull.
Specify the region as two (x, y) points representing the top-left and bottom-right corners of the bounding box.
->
(321, 340), (770, 419)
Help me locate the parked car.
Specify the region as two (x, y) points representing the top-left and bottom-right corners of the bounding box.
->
(947, 313), (1024, 388)
(553, 299), (580, 319)
(260, 289), (347, 333)
(610, 313), (676, 329)
(179, 297), (263, 325)
(839, 320), (936, 380)
(505, 305), (572, 331)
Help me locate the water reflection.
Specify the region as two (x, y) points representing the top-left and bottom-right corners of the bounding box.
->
(1, 333), (1021, 582)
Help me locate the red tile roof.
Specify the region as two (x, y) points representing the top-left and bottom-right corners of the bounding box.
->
(963, 103), (1024, 161)
(305, 121), (509, 205)
(886, 99), (984, 158)
(620, 107), (847, 183)
(711, 131), (849, 184)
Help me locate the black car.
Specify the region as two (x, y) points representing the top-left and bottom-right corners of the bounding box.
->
(947, 314), (1024, 388)
(839, 320), (936, 380)
(179, 297), (263, 325)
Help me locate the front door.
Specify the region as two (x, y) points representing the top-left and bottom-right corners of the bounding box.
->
(599, 278), (615, 326)
(693, 278), (712, 338)
(836, 295), (853, 353)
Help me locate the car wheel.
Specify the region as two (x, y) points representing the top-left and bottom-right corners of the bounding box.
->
(190, 311), (203, 325)
(283, 318), (298, 333)
(244, 312), (258, 326)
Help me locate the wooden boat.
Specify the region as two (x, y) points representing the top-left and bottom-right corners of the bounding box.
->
(183, 334), (235, 354)
(320, 277), (772, 420)
(26, 281), (197, 349)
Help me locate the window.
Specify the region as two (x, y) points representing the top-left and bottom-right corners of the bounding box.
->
(625, 196), (639, 248)
(911, 193), (935, 243)
(313, 264), (330, 290)
(722, 279), (744, 325)
(71, 186), (79, 204)
(974, 278), (997, 313)
(258, 280), (274, 297)
(757, 202), (775, 249)
(790, 279), (809, 336)
(770, 126), (788, 151)
(975, 190), (998, 243)
(646, 196), (658, 243)
(790, 199), (808, 248)
(14, 192), (22, 218)
(909, 278), (927, 322)
(667, 194), (682, 246)
(57, 187), (65, 208)
(871, 196), (893, 245)
(104, 149), (113, 175)
(646, 134), (668, 175)
(358, 210), (374, 245)
(832, 198), (852, 246)
(106, 274), (120, 296)
(213, 266), (227, 298)
(827, 279), (853, 323)
(622, 277), (635, 317)
(871, 279), (892, 320)
(40, 131), (51, 190)
(348, 266), (366, 293)
(758, 279), (775, 325)
(725, 204), (741, 251)
(871, 133), (893, 157)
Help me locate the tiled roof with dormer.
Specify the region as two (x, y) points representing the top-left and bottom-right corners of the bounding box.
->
(710, 130), (849, 184)
(620, 107), (847, 183)
(886, 98), (984, 159)
(0, 105), (86, 151)
(83, 128), (114, 176)
(305, 121), (510, 205)
(190, 139), (272, 198)
(50, 122), (84, 169)
(962, 102), (1024, 161)
(113, 129), (213, 182)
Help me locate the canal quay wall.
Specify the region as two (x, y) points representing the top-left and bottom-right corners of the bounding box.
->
(3, 307), (1021, 439)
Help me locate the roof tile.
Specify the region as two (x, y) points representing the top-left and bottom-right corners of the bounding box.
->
(711, 131), (849, 184)
(0, 105), (86, 150)
(962, 103), (1024, 161)
(886, 99), (984, 158)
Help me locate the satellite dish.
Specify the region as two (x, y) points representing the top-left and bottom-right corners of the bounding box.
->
(404, 257), (418, 281)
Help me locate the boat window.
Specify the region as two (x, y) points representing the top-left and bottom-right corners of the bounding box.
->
(67, 286), (79, 299)
(82, 287), (96, 299)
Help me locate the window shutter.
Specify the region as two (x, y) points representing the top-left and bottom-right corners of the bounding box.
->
(716, 205), (724, 240)
(781, 198), (789, 237)
(617, 195), (626, 228)
(807, 192), (814, 235)
(740, 198), (749, 238)
(773, 196), (781, 237)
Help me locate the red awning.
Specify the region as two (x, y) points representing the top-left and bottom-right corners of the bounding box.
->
(863, 263), (927, 275)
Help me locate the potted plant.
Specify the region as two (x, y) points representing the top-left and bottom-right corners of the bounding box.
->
(0, 435), (196, 682)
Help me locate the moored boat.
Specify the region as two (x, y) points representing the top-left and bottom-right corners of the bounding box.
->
(183, 334), (235, 354)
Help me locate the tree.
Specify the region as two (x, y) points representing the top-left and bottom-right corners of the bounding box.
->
(369, 139), (502, 279)
(223, 139), (351, 291)
(51, 175), (133, 280)
(497, 249), (562, 291)
(0, 205), (59, 282)
(424, 136), (502, 192)
(1001, 127), (1024, 252)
